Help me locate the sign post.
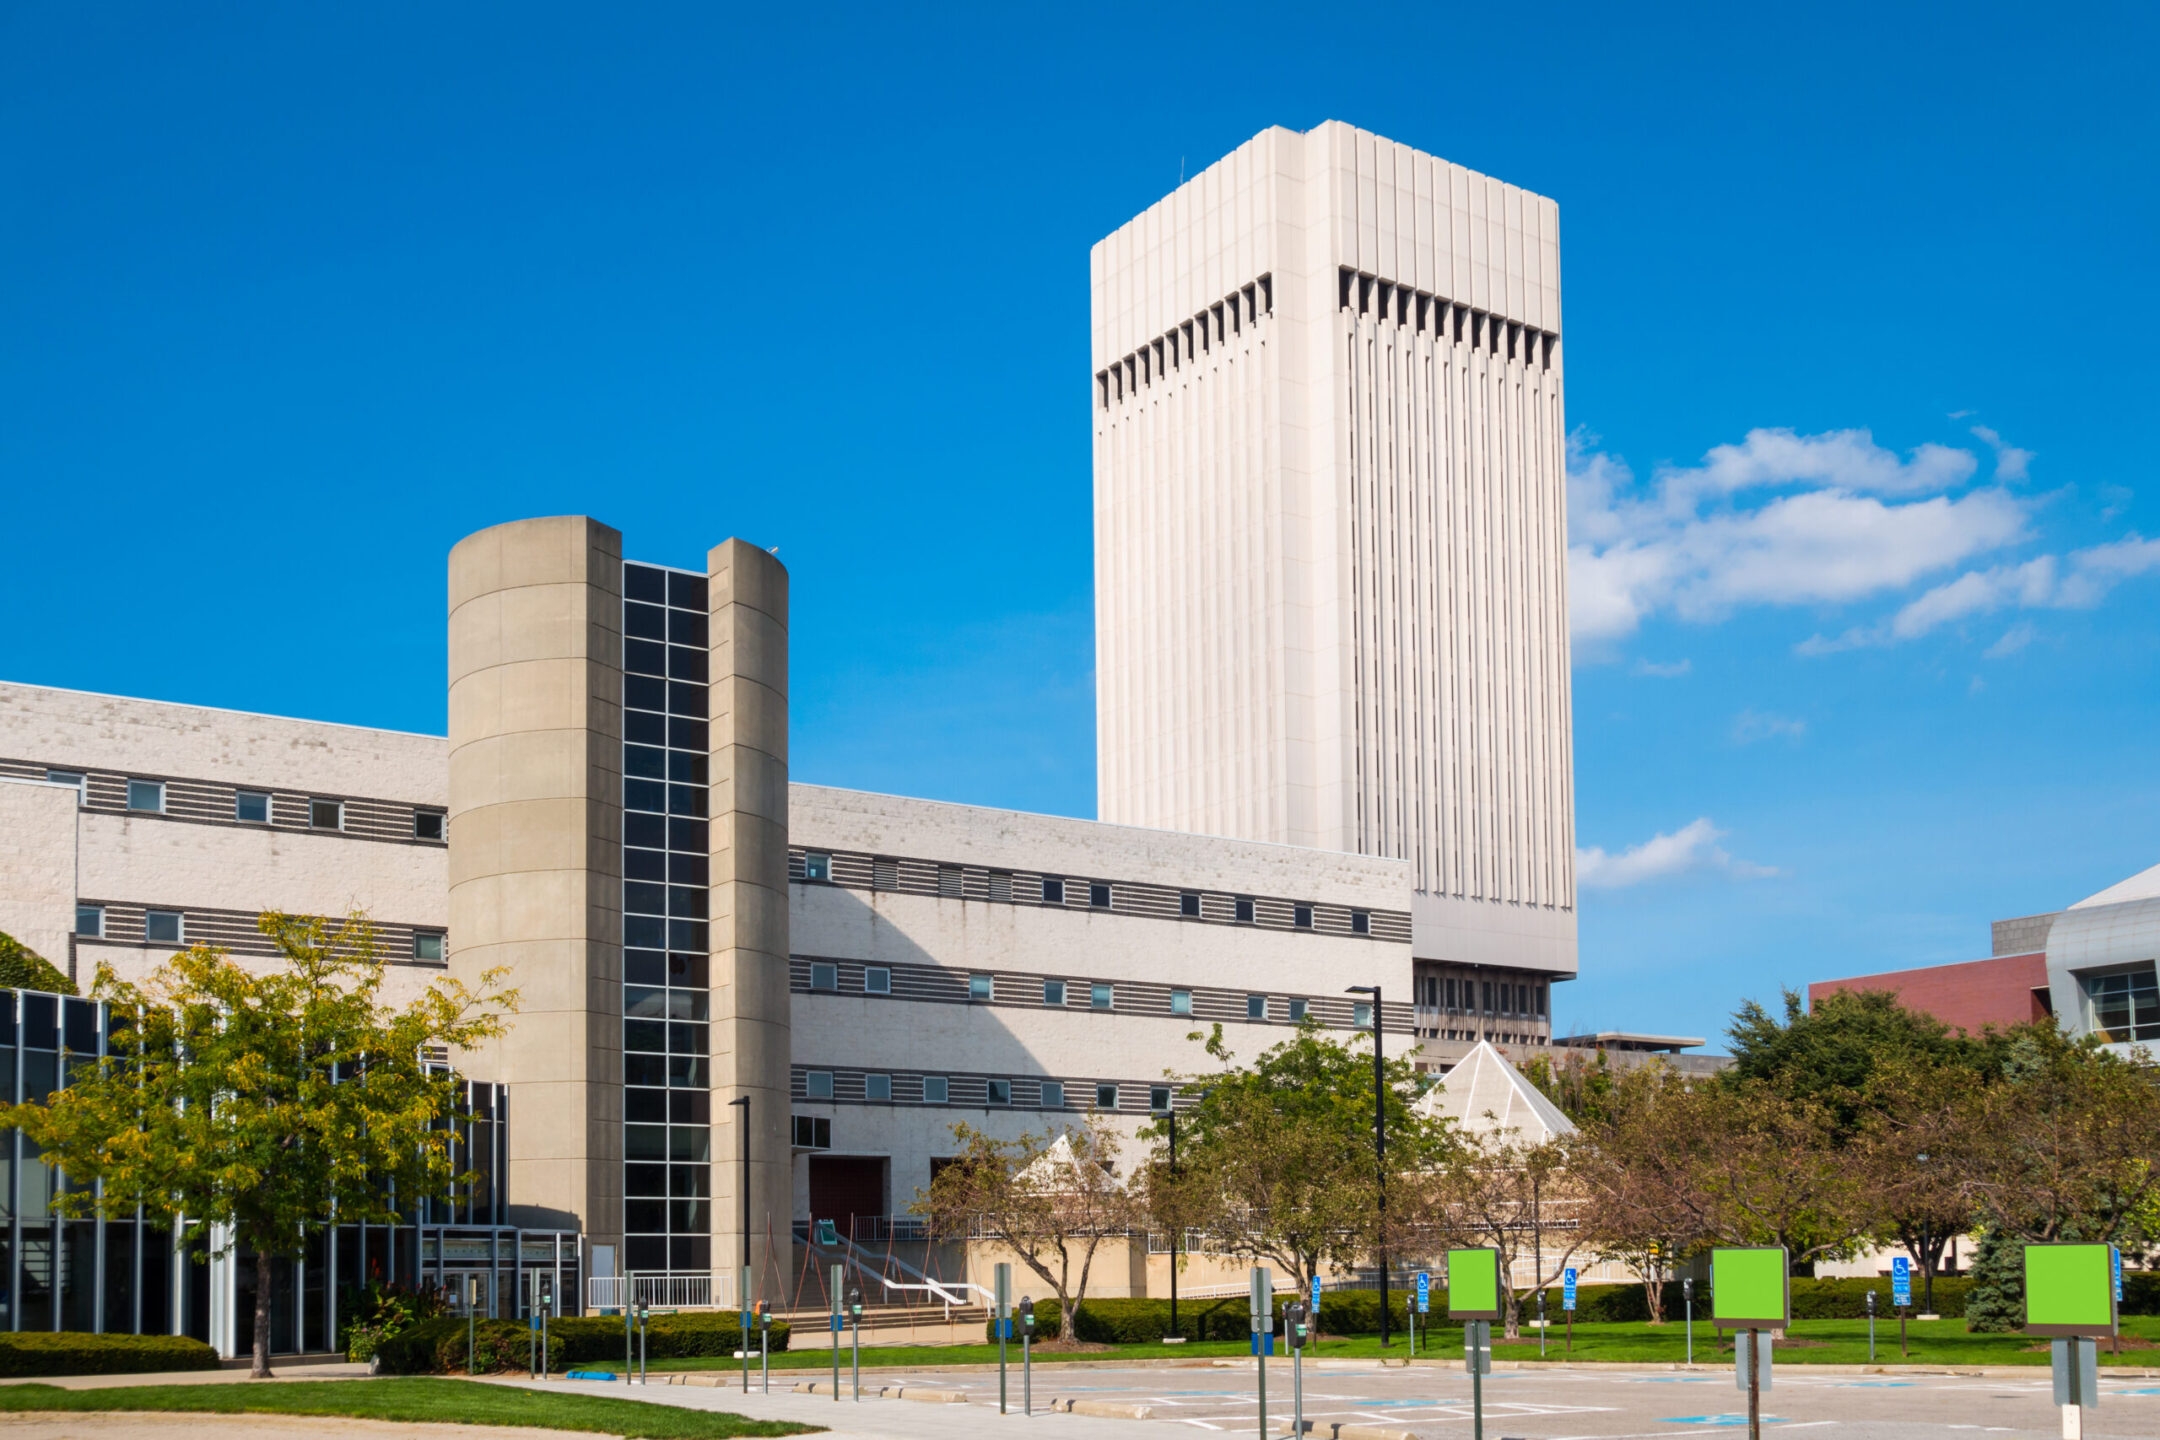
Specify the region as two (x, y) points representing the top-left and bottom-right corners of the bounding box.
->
(995, 1262), (1013, 1415)
(1683, 1277), (1694, 1366)
(1286, 1299), (1310, 1438)
(740, 1265), (753, 1392)
(1449, 1248), (1501, 1440)
(848, 1286), (863, 1401)
(756, 1301), (771, 1392)
(1711, 1247), (1788, 1440)
(1563, 1267), (1577, 1357)
(1892, 1256), (1911, 1357)
(1249, 1267), (1274, 1440)
(2025, 1243), (2117, 1440)
(1865, 1288), (1876, 1363)
(828, 1264), (843, 1403)
(1414, 1270), (1431, 1357)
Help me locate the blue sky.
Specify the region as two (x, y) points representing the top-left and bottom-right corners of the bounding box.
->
(4, 3), (2155, 1045)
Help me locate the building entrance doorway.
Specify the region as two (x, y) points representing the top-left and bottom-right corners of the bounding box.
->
(808, 1156), (887, 1242)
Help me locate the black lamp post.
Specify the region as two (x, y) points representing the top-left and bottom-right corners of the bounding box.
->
(1164, 1105), (1180, 1337)
(729, 1095), (751, 1278)
(1346, 984), (1388, 1346)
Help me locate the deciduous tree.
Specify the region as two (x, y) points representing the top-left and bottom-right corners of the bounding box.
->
(0, 914), (514, 1377)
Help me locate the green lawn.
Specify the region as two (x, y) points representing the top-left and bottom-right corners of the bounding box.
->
(649, 1315), (2160, 1373)
(0, 1378), (818, 1438)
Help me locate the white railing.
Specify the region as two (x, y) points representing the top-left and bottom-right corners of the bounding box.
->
(587, 1271), (728, 1312)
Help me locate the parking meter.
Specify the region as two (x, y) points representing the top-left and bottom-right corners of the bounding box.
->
(1286, 1300), (1309, 1348)
(1684, 1277), (1696, 1366)
(1019, 1297), (1037, 1415)
(1865, 1288), (1877, 1363)
(847, 1287), (863, 1400)
(755, 1300), (772, 1391)
(1285, 1300), (1310, 1438)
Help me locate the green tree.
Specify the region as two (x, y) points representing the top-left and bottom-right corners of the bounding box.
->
(1962, 1225), (2024, 1333)
(1422, 1129), (1588, 1338)
(1573, 1062), (1711, 1323)
(1852, 1056), (1981, 1315)
(1161, 1024), (1448, 1294)
(1727, 988), (1983, 1138)
(0, 931), (75, 996)
(1519, 1048), (1618, 1127)
(0, 913), (514, 1377)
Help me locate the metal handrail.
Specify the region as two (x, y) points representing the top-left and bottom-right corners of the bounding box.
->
(586, 1271), (727, 1312)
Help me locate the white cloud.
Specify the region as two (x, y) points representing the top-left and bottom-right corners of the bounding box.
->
(1568, 428), (2026, 644)
(1983, 621), (2037, 659)
(1633, 658), (1692, 678)
(1577, 817), (1778, 889)
(1732, 708), (1806, 744)
(1798, 535), (2160, 652)
(1970, 425), (2034, 483)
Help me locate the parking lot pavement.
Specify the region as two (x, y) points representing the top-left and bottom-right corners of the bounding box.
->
(544, 1360), (2160, 1439)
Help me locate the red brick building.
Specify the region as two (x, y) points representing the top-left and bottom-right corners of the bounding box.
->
(1807, 951), (2051, 1035)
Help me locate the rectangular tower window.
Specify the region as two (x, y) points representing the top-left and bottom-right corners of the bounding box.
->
(75, 905), (102, 938)
(412, 934), (445, 962)
(1095, 1084), (1118, 1110)
(235, 791), (270, 823)
(922, 1076), (949, 1105)
(1042, 980), (1066, 1006)
(144, 911), (183, 944)
(804, 1071), (834, 1100)
(1234, 897), (1254, 923)
(126, 779), (163, 813)
(803, 852), (831, 882)
(1288, 999), (1308, 1022)
(872, 857), (898, 890)
(309, 799), (342, 830)
(969, 974), (993, 1002)
(865, 1073), (892, 1102)
(1150, 1086), (1172, 1112)
(1351, 910), (1371, 935)
(1041, 877), (1065, 905)
(413, 810), (445, 841)
(46, 770), (85, 804)
(1179, 892), (1200, 917)
(1089, 882), (1111, 908)
(1353, 1001), (1374, 1029)
(1293, 904), (1313, 929)
(1040, 1081), (1065, 1109)
(1090, 983), (1113, 1011)
(810, 963), (837, 992)
(865, 967), (891, 995)
(1246, 994), (1267, 1020)
(985, 1079), (1011, 1106)
(1170, 989), (1192, 1016)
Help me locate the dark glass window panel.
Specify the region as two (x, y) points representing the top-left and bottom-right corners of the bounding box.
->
(624, 779), (667, 814)
(667, 919), (709, 952)
(669, 1021), (708, 1056)
(666, 572), (707, 610)
(1041, 878), (1064, 904)
(624, 986), (668, 1018)
(668, 752), (709, 785)
(669, 1090), (710, 1124)
(624, 882), (668, 917)
(24, 1049), (56, 1102)
(1089, 883), (1111, 907)
(667, 681), (707, 717)
(62, 1000), (96, 1054)
(623, 602), (668, 640)
(413, 811), (445, 841)
(24, 994), (56, 1050)
(667, 1055), (706, 1088)
(667, 817), (708, 852)
(624, 745), (667, 780)
(668, 886), (708, 919)
(625, 1199), (668, 1233)
(1235, 897), (1255, 922)
(0, 994), (15, 1044)
(668, 1127), (711, 1162)
(625, 709), (667, 746)
(624, 915), (667, 950)
(625, 1088), (668, 1123)
(625, 675), (667, 713)
(624, 1019), (668, 1053)
(668, 647), (708, 684)
(625, 848), (667, 882)
(624, 639), (667, 678)
(668, 953), (709, 988)
(1180, 892), (1200, 916)
(625, 1236), (667, 1271)
(671, 1164), (711, 1197)
(1294, 905), (1313, 928)
(669, 1200), (710, 1232)
(626, 1163), (669, 1196)
(667, 784), (707, 818)
(625, 1053), (667, 1087)
(668, 717), (709, 750)
(668, 852), (708, 886)
(625, 949), (667, 986)
(624, 565), (667, 604)
(671, 1236), (712, 1271)
(668, 609), (708, 647)
(625, 812), (667, 849)
(1351, 910), (1371, 934)
(667, 990), (709, 1021)
(624, 1124), (668, 1161)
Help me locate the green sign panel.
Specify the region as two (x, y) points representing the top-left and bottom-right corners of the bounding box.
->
(1447, 1247), (1502, 1321)
(2024, 1243), (2117, 1338)
(1710, 1247), (1789, 1329)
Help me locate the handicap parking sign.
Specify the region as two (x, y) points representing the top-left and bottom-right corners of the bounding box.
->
(1891, 1256), (1911, 1306)
(1415, 1270), (1431, 1314)
(1563, 1267), (1578, 1311)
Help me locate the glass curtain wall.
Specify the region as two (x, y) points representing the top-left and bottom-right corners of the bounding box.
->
(620, 562), (714, 1277)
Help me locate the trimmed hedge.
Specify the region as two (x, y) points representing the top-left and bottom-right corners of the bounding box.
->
(988, 1291), (1428, 1343)
(373, 1317), (565, 1375)
(0, 1331), (218, 1377)
(548, 1311), (791, 1364)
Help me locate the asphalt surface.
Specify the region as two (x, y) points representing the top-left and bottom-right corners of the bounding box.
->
(512, 1359), (2160, 1439)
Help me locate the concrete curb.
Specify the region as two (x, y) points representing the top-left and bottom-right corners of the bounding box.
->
(781, 1379), (969, 1402)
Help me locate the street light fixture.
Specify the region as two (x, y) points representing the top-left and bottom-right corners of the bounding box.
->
(728, 1095), (751, 1283)
(1346, 984), (1389, 1347)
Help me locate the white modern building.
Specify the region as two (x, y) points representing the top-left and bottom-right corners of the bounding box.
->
(0, 120), (1588, 1351)
(1091, 121), (1578, 1016)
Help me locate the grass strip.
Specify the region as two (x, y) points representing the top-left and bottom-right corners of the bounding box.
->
(0, 1377), (818, 1438)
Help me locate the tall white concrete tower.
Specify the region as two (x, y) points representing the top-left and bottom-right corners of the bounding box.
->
(1091, 121), (1577, 996)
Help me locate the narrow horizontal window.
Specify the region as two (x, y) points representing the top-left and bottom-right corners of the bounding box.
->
(1042, 980), (1066, 1007)
(986, 1079), (1011, 1106)
(309, 798), (342, 831)
(45, 771), (85, 804)
(1234, 897), (1255, 923)
(1090, 983), (1113, 1011)
(126, 779), (164, 814)
(413, 810), (445, 841)
(1351, 910), (1371, 935)
(804, 1071), (834, 1100)
(1293, 904), (1313, 929)
(1094, 1084), (1118, 1110)
(1041, 877), (1065, 905)
(1150, 1086), (1172, 1112)
(922, 1076), (949, 1105)
(1041, 1080), (1065, 1109)
(235, 791), (270, 824)
(866, 1073), (892, 1102)
(803, 852), (831, 882)
(810, 963), (837, 992)
(1089, 882), (1111, 908)
(864, 966), (891, 996)
(1179, 892), (1200, 917)
(412, 933), (446, 963)
(144, 911), (183, 944)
